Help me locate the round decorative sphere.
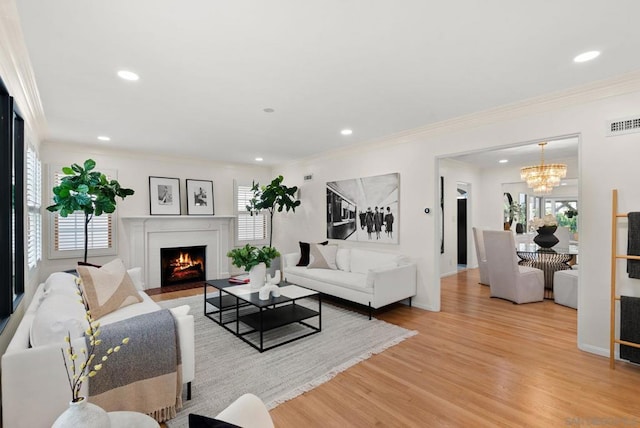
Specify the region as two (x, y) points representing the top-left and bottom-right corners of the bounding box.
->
(534, 225), (559, 249)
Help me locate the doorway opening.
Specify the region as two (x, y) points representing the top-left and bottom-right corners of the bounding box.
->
(457, 182), (469, 270)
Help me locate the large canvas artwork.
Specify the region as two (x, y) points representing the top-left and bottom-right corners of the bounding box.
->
(326, 173), (399, 244)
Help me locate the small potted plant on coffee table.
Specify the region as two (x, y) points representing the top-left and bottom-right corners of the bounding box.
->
(227, 244), (280, 289)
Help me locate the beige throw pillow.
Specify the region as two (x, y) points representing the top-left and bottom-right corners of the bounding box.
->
(77, 258), (143, 319)
(307, 244), (338, 270)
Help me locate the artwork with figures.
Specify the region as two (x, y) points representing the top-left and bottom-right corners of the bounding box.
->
(149, 176), (181, 215)
(186, 179), (214, 215)
(326, 173), (399, 244)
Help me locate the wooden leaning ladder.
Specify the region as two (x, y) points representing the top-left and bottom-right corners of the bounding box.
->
(610, 189), (640, 368)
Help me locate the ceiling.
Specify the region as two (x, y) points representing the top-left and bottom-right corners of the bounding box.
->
(14, 1), (640, 166)
(448, 137), (579, 171)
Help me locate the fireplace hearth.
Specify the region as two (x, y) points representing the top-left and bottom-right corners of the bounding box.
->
(161, 245), (206, 286)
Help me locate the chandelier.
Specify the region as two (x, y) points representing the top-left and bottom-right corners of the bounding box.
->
(520, 142), (567, 195)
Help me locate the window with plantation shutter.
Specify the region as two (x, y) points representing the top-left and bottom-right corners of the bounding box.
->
(48, 165), (118, 259)
(26, 147), (41, 269)
(235, 182), (267, 245)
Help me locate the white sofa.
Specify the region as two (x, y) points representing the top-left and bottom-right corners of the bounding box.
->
(1, 271), (195, 428)
(283, 247), (416, 318)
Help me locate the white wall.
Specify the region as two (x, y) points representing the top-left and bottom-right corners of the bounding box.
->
(273, 84), (640, 357)
(39, 142), (273, 282)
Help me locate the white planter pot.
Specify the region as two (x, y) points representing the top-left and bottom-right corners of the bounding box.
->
(249, 262), (267, 289)
(52, 397), (110, 428)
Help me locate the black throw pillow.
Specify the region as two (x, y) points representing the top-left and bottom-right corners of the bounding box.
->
(188, 413), (242, 428)
(296, 240), (329, 266)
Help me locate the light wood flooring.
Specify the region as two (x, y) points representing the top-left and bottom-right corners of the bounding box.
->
(152, 270), (640, 427)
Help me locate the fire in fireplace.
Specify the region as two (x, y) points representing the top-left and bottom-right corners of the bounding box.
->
(160, 245), (206, 286)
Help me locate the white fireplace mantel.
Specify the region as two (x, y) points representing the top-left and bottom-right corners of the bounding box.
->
(122, 216), (235, 289)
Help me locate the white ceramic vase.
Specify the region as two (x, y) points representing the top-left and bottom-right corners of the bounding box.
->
(249, 262), (267, 289)
(52, 397), (110, 428)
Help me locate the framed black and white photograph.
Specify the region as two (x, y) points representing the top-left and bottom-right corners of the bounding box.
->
(326, 173), (399, 244)
(186, 179), (214, 215)
(149, 176), (181, 215)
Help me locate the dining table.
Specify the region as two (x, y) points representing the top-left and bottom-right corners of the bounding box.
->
(516, 242), (579, 299)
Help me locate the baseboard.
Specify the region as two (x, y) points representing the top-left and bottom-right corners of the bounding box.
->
(411, 301), (438, 312)
(578, 342), (609, 358)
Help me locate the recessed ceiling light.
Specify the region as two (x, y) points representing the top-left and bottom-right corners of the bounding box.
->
(263, 108), (275, 113)
(255, 157), (263, 162)
(341, 129), (353, 136)
(97, 136), (111, 141)
(498, 159), (508, 164)
(561, 182), (568, 186)
(117, 70), (140, 81)
(573, 51), (600, 63)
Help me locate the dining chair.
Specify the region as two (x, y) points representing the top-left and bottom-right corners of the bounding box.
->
(483, 230), (545, 304)
(472, 227), (490, 285)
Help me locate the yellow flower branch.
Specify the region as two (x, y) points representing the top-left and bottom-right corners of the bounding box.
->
(60, 278), (130, 402)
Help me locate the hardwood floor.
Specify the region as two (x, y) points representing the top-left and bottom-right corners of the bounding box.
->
(151, 270), (640, 427)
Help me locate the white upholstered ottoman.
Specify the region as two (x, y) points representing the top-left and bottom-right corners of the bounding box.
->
(553, 269), (578, 309)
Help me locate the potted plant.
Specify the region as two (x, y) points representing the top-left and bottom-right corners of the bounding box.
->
(509, 202), (527, 234)
(246, 175), (301, 248)
(227, 244), (280, 288)
(46, 159), (134, 264)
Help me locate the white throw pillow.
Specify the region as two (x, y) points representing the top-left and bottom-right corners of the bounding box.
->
(43, 272), (79, 295)
(350, 249), (398, 274)
(307, 244), (338, 270)
(127, 267), (145, 291)
(336, 248), (351, 272)
(29, 294), (89, 347)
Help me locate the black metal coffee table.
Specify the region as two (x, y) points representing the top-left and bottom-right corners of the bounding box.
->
(204, 279), (321, 352)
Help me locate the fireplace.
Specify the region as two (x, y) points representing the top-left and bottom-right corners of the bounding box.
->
(161, 245), (206, 286)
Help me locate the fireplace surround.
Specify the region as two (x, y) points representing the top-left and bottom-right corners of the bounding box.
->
(122, 216), (234, 289)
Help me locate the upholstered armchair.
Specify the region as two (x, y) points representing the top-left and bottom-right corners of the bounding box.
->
(483, 230), (545, 304)
(472, 227), (490, 285)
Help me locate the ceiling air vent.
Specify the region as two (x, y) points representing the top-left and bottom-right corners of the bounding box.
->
(606, 115), (640, 137)
(304, 174), (313, 181)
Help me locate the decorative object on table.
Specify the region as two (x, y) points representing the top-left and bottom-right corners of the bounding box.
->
(228, 274), (249, 284)
(258, 284), (281, 300)
(52, 397), (110, 428)
(326, 173), (399, 244)
(267, 269), (281, 285)
(53, 277), (130, 428)
(227, 244), (280, 289)
(246, 175), (301, 247)
(520, 142), (567, 195)
(149, 176), (181, 215)
(46, 159), (135, 264)
(531, 214), (559, 249)
(186, 179), (214, 215)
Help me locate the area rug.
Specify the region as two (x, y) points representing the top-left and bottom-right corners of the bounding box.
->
(158, 294), (417, 428)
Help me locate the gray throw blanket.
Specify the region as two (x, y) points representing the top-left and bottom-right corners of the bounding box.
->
(627, 212), (640, 279)
(88, 309), (182, 422)
(620, 296), (640, 363)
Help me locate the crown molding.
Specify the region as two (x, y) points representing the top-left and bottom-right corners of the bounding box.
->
(0, 0), (47, 145)
(282, 70), (640, 168)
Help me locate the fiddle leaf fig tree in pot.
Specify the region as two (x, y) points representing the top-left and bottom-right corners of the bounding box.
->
(247, 175), (301, 247)
(46, 159), (134, 264)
